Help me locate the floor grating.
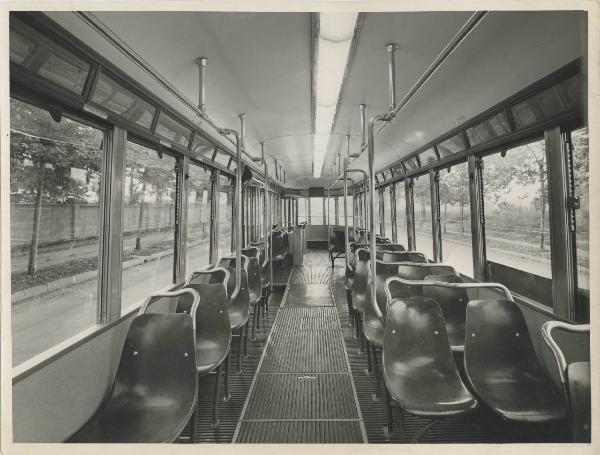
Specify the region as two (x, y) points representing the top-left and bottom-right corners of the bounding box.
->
(234, 253), (366, 443)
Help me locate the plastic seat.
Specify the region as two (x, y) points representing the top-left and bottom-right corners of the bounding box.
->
(423, 274), (468, 352)
(218, 255), (252, 372)
(380, 251), (426, 263)
(567, 362), (591, 442)
(70, 313), (197, 443)
(464, 300), (567, 423)
(249, 241), (272, 324)
(395, 263), (457, 297)
(183, 271), (232, 430)
(242, 246), (263, 340)
(542, 320), (590, 441)
(383, 298), (477, 441)
(329, 229), (347, 268)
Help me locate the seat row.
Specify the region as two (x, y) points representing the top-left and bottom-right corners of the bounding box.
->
(69, 232), (285, 443)
(344, 242), (591, 442)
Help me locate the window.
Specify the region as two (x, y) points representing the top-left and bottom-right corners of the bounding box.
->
(298, 197), (307, 223)
(466, 112), (511, 147)
(121, 141), (177, 314)
(403, 156), (419, 172)
(328, 196), (336, 225)
(10, 98), (104, 366)
(186, 163), (212, 274)
(570, 127), (589, 290)
(395, 183), (408, 249)
(154, 111), (191, 148)
(482, 139), (551, 280)
(310, 197), (324, 225)
(214, 149), (231, 167)
(10, 19), (91, 95)
(383, 186), (392, 239)
(90, 72), (156, 129)
(438, 162), (473, 277)
(190, 135), (215, 160)
(511, 74), (583, 130)
(218, 177), (233, 255)
(437, 134), (466, 159)
(418, 148), (438, 166)
(413, 174), (434, 260)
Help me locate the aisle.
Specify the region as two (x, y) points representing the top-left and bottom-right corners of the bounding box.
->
(233, 251), (367, 443)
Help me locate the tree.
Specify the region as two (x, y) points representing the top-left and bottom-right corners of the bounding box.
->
(439, 165), (469, 235)
(10, 99), (103, 275)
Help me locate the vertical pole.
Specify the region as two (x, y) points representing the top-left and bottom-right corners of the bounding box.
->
(468, 154), (486, 281)
(195, 57), (207, 114)
(430, 169), (442, 262)
(343, 171), (350, 268)
(98, 126), (125, 323)
(390, 183), (398, 243)
(360, 104), (367, 150)
(406, 178), (416, 251)
(546, 127), (578, 319)
(386, 43), (398, 111)
(210, 169), (220, 264)
(175, 155), (189, 282)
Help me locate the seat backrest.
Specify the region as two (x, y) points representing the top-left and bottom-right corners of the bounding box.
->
(114, 313), (197, 421)
(245, 256), (262, 301)
(374, 260), (405, 317)
(351, 248), (370, 311)
(464, 299), (560, 395)
(380, 251), (426, 262)
(218, 256), (249, 302)
(384, 298), (468, 403)
(396, 264), (456, 296)
(184, 283), (231, 345)
(242, 246), (259, 259)
(187, 268), (228, 287)
(423, 274), (468, 329)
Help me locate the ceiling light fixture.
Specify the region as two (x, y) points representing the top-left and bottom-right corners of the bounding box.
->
(312, 12), (358, 178)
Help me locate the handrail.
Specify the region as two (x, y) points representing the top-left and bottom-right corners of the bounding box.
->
(219, 125), (243, 300)
(342, 175), (356, 269)
(185, 267), (231, 300)
(138, 288), (201, 333)
(381, 276), (514, 323)
(541, 320), (590, 384)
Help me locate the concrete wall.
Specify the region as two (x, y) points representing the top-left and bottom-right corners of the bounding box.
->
(11, 203), (210, 249)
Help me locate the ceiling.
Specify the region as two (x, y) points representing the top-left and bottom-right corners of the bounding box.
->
(45, 10), (586, 189)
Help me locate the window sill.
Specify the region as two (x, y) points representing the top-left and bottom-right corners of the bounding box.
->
(12, 303), (141, 384)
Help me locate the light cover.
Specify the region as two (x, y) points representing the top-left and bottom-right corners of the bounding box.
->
(313, 12), (358, 177)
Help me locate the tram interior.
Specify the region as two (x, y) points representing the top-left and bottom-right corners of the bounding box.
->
(3, 7), (593, 447)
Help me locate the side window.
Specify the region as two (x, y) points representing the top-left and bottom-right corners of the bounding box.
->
(383, 186), (392, 239)
(395, 183), (408, 249)
(121, 141), (177, 314)
(218, 176), (233, 255)
(413, 174), (434, 260)
(186, 163), (212, 273)
(10, 98), (104, 366)
(438, 162), (473, 277)
(570, 127), (589, 290)
(483, 139), (550, 279)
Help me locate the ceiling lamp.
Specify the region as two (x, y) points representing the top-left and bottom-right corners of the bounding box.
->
(312, 12), (358, 178)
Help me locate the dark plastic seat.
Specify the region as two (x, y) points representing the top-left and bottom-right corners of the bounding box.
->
(374, 244), (405, 259)
(464, 300), (567, 423)
(270, 231), (286, 263)
(567, 362), (591, 442)
(329, 229), (347, 267)
(218, 256), (252, 372)
(218, 256), (251, 331)
(242, 247), (263, 340)
(541, 320), (590, 441)
(380, 251), (426, 263)
(395, 263), (457, 297)
(383, 298), (477, 439)
(183, 273), (232, 430)
(423, 274), (469, 352)
(70, 313), (197, 443)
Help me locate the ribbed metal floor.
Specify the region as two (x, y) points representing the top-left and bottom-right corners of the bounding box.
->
(234, 251), (367, 443)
